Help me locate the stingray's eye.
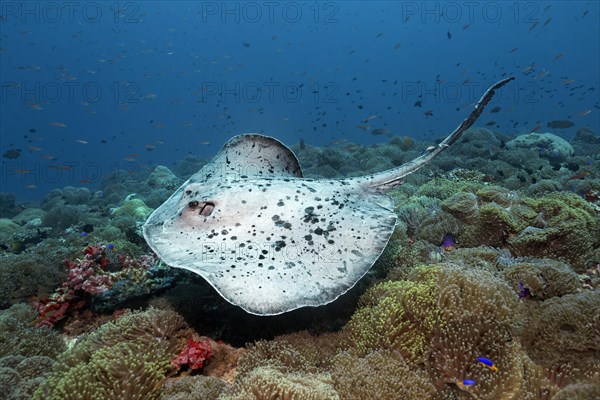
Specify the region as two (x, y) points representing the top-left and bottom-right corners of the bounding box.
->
(188, 201), (214, 216)
(199, 202), (215, 216)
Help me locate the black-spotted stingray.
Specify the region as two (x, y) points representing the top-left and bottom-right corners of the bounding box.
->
(143, 77), (513, 315)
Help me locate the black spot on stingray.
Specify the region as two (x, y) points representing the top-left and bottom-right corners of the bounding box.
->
(221, 229), (228, 235)
(304, 234), (312, 241)
(314, 227), (324, 235)
(283, 222), (292, 229)
(277, 200), (284, 206)
(268, 266), (275, 270)
(272, 215), (280, 221)
(231, 236), (237, 240)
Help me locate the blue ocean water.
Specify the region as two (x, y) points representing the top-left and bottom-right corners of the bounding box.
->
(1, 1), (599, 201)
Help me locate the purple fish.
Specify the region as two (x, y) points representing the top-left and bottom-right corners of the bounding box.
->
(517, 282), (531, 298)
(441, 233), (456, 251)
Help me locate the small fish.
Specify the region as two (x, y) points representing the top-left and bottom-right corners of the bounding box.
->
(528, 21), (539, 32)
(490, 106), (501, 113)
(447, 30), (452, 39)
(81, 232), (88, 237)
(543, 17), (552, 27)
(49, 122), (67, 127)
(553, 53), (564, 61)
(521, 64), (535, 74)
(393, 42), (401, 49)
(509, 48), (518, 53)
(547, 119), (575, 129)
(28, 146), (43, 151)
(15, 169), (33, 174)
(414, 100), (422, 108)
(567, 171), (590, 180)
(24, 184), (37, 189)
(485, 120), (496, 126)
(371, 128), (390, 136)
(362, 115), (377, 122)
(424, 110), (433, 116)
(75, 139), (88, 144)
(577, 109), (591, 117)
(529, 123), (542, 133)
(79, 179), (91, 183)
(3, 149), (22, 159)
(108, 243), (116, 251)
(47, 165), (73, 170)
(477, 357), (498, 372)
(518, 282), (531, 298)
(198, 141), (211, 145)
(441, 233), (456, 251)
(356, 125), (370, 130)
(457, 380), (476, 390)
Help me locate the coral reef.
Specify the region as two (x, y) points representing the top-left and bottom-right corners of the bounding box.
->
(0, 127), (598, 399)
(501, 258), (581, 300)
(331, 350), (437, 400)
(506, 132), (574, 164)
(161, 375), (227, 400)
(521, 290), (600, 369)
(0, 304), (65, 399)
(0, 241), (67, 308)
(33, 308), (189, 400)
(32, 243), (176, 326)
(171, 338), (213, 372)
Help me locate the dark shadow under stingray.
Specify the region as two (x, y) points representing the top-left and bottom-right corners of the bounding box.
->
(162, 270), (377, 347)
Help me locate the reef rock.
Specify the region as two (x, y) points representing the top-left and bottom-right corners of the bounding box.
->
(506, 132), (574, 163)
(146, 165), (180, 189)
(0, 218), (24, 235)
(111, 197), (153, 222)
(12, 208), (45, 226)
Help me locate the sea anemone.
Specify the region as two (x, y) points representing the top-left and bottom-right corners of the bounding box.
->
(441, 191), (480, 221)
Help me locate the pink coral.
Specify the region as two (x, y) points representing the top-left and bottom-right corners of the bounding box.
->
(172, 338), (214, 371)
(33, 243), (158, 327)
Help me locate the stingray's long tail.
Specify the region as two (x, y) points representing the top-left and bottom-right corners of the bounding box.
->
(364, 76), (515, 191)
